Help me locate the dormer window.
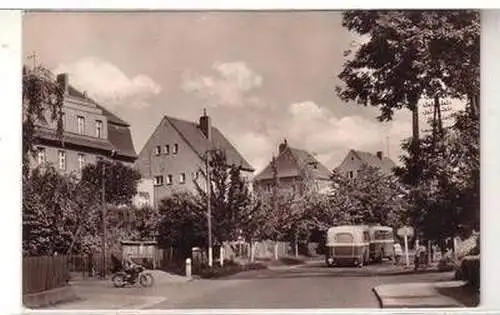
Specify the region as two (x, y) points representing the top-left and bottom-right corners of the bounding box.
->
(154, 146), (161, 156)
(164, 145), (170, 155)
(173, 144), (178, 154)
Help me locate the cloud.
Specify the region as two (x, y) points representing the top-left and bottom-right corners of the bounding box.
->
(283, 101), (412, 168)
(53, 56), (161, 109)
(181, 61), (266, 108)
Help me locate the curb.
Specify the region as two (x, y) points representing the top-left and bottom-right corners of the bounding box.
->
(372, 282), (466, 308)
(372, 287), (384, 308)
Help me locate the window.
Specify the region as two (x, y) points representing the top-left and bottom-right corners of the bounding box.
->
(192, 171), (199, 180)
(78, 153), (85, 172)
(164, 145), (170, 155)
(96, 120), (103, 138)
(374, 230), (393, 240)
(154, 176), (164, 186)
(166, 174), (173, 185)
(334, 233), (353, 243)
(37, 147), (46, 165)
(77, 116), (85, 135)
(58, 151), (66, 170)
(180, 173), (186, 184)
(138, 192), (150, 198)
(154, 146), (161, 156)
(348, 171), (354, 178)
(173, 143), (178, 154)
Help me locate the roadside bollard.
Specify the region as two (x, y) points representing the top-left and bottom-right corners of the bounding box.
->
(185, 258), (192, 278)
(220, 247), (224, 267)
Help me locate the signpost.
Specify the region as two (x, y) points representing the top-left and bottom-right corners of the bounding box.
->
(397, 226), (414, 267)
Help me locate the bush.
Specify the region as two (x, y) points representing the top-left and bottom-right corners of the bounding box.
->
(198, 262), (267, 279)
(438, 256), (456, 272)
(278, 257), (304, 265)
(458, 255), (480, 290)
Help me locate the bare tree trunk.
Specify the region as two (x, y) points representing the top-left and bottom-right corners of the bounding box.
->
(411, 101), (420, 147)
(294, 232), (299, 257)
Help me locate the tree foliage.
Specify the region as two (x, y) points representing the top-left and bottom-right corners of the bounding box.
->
(23, 166), (101, 256)
(337, 10), (480, 121)
(323, 166), (408, 229)
(395, 110), (479, 240)
(193, 150), (254, 243)
(22, 65), (64, 177)
(156, 192), (207, 258)
(80, 159), (142, 206)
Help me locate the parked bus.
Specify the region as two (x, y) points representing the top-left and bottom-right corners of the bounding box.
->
(368, 226), (395, 263)
(325, 225), (370, 267)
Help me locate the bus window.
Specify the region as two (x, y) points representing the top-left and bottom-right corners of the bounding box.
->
(335, 233), (353, 243)
(374, 230), (393, 240)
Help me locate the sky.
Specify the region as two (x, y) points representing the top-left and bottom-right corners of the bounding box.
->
(23, 11), (436, 174)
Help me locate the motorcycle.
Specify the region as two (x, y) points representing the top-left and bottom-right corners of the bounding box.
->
(111, 264), (154, 288)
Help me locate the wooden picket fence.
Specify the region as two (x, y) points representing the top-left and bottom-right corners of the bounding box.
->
(23, 256), (69, 294)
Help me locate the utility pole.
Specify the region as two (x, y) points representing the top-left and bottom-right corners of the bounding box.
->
(101, 163), (107, 279)
(206, 151), (213, 268)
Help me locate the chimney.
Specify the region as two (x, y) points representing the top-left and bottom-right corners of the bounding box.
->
(376, 151), (383, 160)
(56, 73), (69, 94)
(199, 108), (212, 141)
(279, 139), (288, 154)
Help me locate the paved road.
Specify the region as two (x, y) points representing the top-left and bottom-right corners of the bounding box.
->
(51, 261), (454, 310)
(149, 262), (454, 309)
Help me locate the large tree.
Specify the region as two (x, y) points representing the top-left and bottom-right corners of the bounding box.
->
(194, 149), (253, 244)
(23, 166), (101, 256)
(394, 109), (479, 241)
(80, 159), (142, 206)
(337, 10), (480, 182)
(22, 65), (64, 177)
(325, 166), (408, 229)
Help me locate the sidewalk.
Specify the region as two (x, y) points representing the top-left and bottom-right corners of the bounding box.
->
(373, 280), (468, 308)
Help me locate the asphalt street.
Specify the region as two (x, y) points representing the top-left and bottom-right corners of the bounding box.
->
(148, 262), (454, 309)
(49, 261), (454, 310)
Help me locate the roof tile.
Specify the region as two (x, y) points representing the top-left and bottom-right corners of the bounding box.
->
(165, 116), (254, 172)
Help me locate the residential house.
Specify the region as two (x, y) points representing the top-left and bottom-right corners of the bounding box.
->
(253, 139), (332, 195)
(31, 69), (138, 176)
(335, 149), (397, 178)
(135, 110), (255, 207)
(132, 178), (154, 208)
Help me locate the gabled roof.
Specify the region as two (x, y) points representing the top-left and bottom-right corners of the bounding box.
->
(67, 83), (136, 159)
(253, 145), (331, 182)
(164, 116), (254, 172)
(67, 84), (129, 126)
(348, 149), (397, 174)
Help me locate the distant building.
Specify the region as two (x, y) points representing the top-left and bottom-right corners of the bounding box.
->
(135, 110), (254, 207)
(31, 69), (137, 176)
(253, 139), (331, 195)
(132, 178), (154, 208)
(336, 149), (397, 178)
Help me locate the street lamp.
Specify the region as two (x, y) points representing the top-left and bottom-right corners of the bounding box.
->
(101, 162), (107, 279)
(204, 147), (227, 268)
